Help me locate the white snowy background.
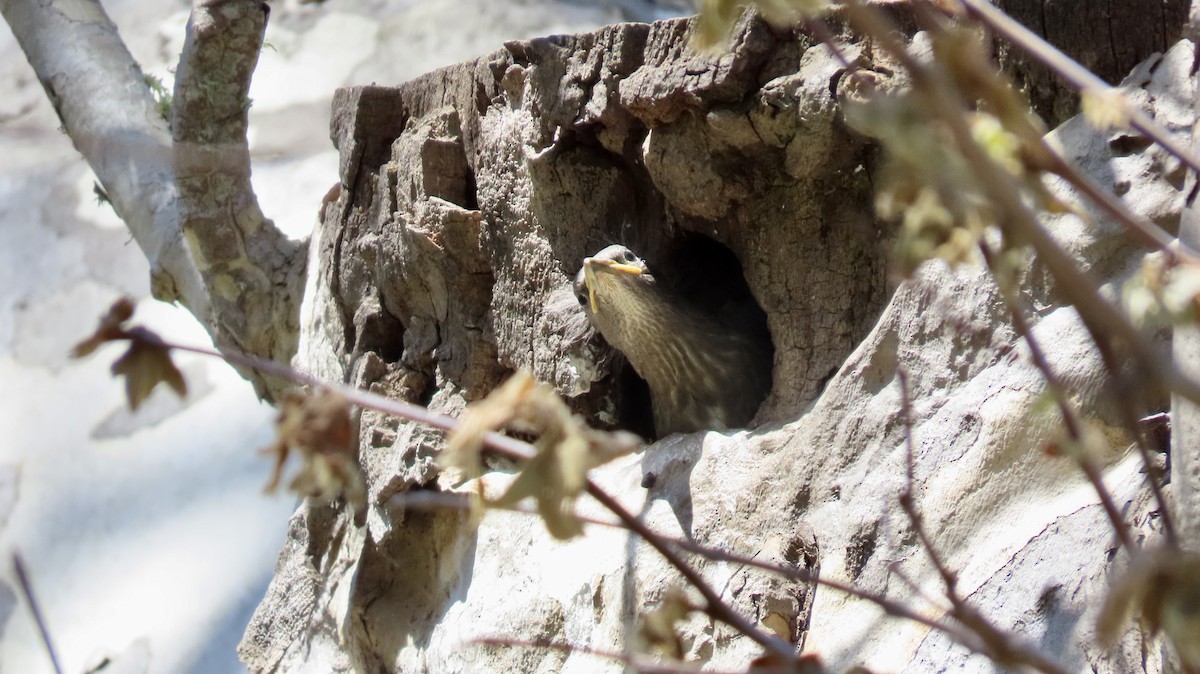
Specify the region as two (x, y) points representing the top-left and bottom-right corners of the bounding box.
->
(0, 1), (683, 672)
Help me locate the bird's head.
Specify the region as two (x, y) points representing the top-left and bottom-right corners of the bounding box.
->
(574, 244), (654, 316)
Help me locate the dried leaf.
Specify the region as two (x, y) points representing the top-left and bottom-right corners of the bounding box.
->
(1081, 88), (1131, 130)
(691, 0), (746, 53)
(441, 370), (538, 478)
(444, 370), (640, 540)
(1098, 548), (1200, 667)
(262, 389), (365, 518)
(72, 297), (136, 357)
(109, 333), (187, 410)
(639, 586), (695, 659)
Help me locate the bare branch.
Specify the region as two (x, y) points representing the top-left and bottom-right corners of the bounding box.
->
(399, 457), (1079, 670)
(958, 0), (1200, 179)
(0, 0), (307, 398)
(897, 364), (1072, 674)
(390, 489), (983, 651)
(585, 483), (800, 663)
(979, 243), (1140, 551)
(173, 0), (306, 382)
(0, 0), (204, 311)
(13, 552), (64, 674)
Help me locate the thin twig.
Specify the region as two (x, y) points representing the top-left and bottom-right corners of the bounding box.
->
(978, 243), (1136, 552)
(13, 553), (64, 674)
(896, 367), (962, 596)
(145, 334), (537, 461)
(887, 561), (952, 614)
(584, 483), (800, 663)
(392, 490), (980, 647)
(472, 637), (806, 673)
(398, 475), (1065, 666)
(894, 353), (1072, 674)
(1043, 152), (1192, 265)
(956, 0), (1200, 179)
(1073, 313), (1180, 547)
(670, 536), (980, 645)
(139, 332), (793, 660)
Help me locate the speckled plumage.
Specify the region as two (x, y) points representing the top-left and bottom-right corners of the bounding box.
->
(575, 244), (772, 436)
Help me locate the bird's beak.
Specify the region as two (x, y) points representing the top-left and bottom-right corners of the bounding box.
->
(582, 257), (642, 313)
(584, 257), (643, 277)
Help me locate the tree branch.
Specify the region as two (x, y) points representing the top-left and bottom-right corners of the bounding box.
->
(979, 243), (1141, 551)
(173, 0), (307, 387)
(897, 371), (1072, 674)
(842, 0), (1200, 414)
(959, 0), (1200, 179)
(0, 0), (307, 399)
(0, 0), (203, 310)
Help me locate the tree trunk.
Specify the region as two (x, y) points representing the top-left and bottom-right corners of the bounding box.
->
(239, 10), (1194, 674)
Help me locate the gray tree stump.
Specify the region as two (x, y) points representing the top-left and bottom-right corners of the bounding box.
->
(240, 12), (1193, 673)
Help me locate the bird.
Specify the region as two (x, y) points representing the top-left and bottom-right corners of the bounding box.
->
(574, 244), (773, 436)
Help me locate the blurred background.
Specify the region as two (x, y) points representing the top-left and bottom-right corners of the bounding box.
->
(0, 1), (685, 672)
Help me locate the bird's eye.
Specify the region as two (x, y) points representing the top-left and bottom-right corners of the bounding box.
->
(620, 251), (636, 263)
(573, 273), (589, 306)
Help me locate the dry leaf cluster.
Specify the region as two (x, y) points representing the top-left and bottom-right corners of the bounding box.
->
(1097, 548), (1200, 668)
(1123, 252), (1200, 328)
(261, 389), (366, 519)
(72, 297), (187, 410)
(442, 370), (641, 539)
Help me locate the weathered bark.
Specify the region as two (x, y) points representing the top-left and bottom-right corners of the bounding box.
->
(173, 0), (307, 378)
(241, 10), (1193, 674)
